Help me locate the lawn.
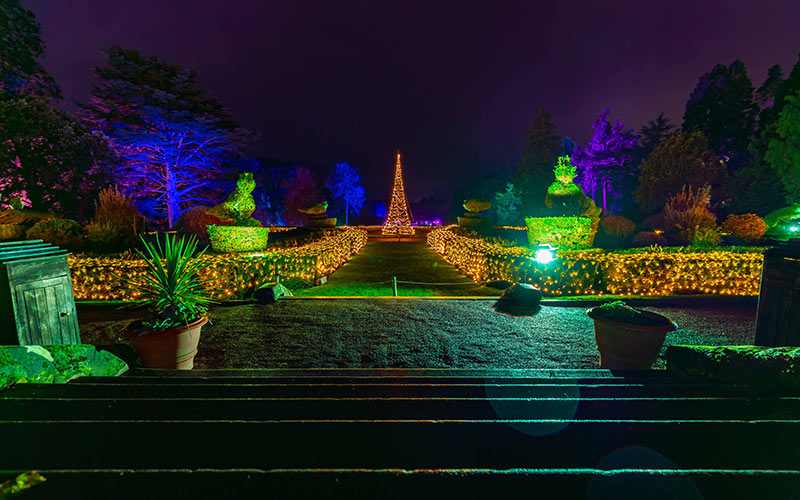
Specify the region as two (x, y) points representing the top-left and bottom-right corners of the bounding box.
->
(297, 241), (502, 296)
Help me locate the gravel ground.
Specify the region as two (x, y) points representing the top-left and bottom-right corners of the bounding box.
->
(78, 299), (757, 369)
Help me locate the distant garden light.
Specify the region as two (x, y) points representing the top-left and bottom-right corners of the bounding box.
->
(790, 225), (799, 233)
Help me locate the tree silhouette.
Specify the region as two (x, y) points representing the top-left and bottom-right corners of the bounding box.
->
(326, 162), (365, 225)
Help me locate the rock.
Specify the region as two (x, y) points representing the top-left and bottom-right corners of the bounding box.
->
(493, 283), (543, 316)
(0, 346), (56, 389)
(667, 345), (800, 391)
(45, 345), (129, 382)
(485, 280), (514, 290)
(0, 345), (128, 389)
(254, 282), (293, 304)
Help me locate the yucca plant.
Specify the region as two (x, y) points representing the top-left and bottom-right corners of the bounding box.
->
(120, 234), (217, 332)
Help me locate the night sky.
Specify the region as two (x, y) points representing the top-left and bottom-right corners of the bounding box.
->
(24, 0), (800, 204)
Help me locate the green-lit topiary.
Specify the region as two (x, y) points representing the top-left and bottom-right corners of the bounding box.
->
(525, 216), (599, 248)
(208, 225), (270, 252)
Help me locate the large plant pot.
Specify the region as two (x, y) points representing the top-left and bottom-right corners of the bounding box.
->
(586, 308), (677, 370)
(127, 317), (207, 370)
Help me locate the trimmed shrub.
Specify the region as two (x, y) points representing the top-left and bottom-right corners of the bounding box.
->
(690, 227), (722, 247)
(208, 225), (270, 252)
(0, 224), (25, 241)
(176, 206), (231, 244)
(632, 231), (668, 247)
(26, 219), (85, 251)
(463, 199), (491, 213)
(525, 216), (599, 248)
(721, 214), (768, 243)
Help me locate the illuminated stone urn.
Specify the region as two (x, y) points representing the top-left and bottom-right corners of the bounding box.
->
(299, 202), (336, 229)
(458, 199), (491, 227)
(587, 302), (677, 370)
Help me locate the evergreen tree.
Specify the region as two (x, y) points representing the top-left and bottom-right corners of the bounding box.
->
(281, 166), (323, 226)
(573, 109), (638, 213)
(682, 60), (758, 172)
(492, 182), (522, 226)
(0, 96), (113, 219)
(326, 162), (366, 225)
(634, 131), (725, 213)
(0, 0), (59, 99)
(756, 64), (784, 109)
(514, 107), (561, 215)
(765, 91), (800, 203)
(637, 112), (675, 160)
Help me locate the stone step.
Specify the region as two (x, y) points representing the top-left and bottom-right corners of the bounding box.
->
(1, 396), (798, 421)
(13, 380), (789, 399)
(2, 420), (798, 470)
(4, 468), (799, 500)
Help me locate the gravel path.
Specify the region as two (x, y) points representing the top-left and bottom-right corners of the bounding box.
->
(78, 299), (756, 369)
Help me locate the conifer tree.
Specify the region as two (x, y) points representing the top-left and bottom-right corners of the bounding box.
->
(514, 107), (561, 215)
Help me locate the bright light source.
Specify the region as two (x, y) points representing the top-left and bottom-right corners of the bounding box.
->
(790, 226), (799, 233)
(534, 247), (555, 265)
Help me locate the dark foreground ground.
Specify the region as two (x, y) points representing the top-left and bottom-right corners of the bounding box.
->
(78, 299), (756, 369)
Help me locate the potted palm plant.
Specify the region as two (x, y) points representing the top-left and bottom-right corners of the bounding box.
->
(586, 301), (677, 370)
(121, 234), (216, 369)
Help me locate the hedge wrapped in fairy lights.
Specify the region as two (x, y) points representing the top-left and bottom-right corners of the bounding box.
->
(427, 226), (764, 296)
(70, 227), (368, 301)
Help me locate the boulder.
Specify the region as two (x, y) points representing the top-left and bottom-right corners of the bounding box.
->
(0, 345), (128, 389)
(254, 282), (293, 304)
(667, 345), (800, 391)
(493, 283), (543, 316)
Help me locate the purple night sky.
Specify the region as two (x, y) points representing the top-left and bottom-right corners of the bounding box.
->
(23, 0), (800, 204)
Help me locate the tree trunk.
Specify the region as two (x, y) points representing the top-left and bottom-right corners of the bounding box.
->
(602, 181), (608, 213)
(345, 200), (349, 225)
(166, 166), (179, 229)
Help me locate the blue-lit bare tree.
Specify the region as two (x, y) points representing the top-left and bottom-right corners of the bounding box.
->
(115, 110), (240, 228)
(326, 162), (366, 225)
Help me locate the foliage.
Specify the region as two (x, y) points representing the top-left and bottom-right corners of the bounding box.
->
(635, 131), (725, 213)
(572, 109), (638, 212)
(298, 201), (328, 215)
(755, 64), (784, 109)
(725, 160), (787, 216)
(682, 59), (758, 171)
(689, 226), (722, 248)
(544, 156), (600, 218)
(765, 92), (800, 202)
(208, 225), (270, 252)
(120, 234), (215, 331)
(0, 0), (59, 99)
(25, 218), (85, 251)
(663, 185), (717, 245)
(721, 214), (767, 243)
(552, 155), (577, 184)
(0, 471), (46, 498)
(463, 198), (491, 213)
(281, 166), (323, 226)
(493, 182), (523, 226)
(631, 231), (668, 247)
(175, 206), (229, 244)
(514, 107), (561, 214)
(599, 216), (636, 239)
(326, 162), (365, 225)
(525, 216), (599, 248)
(86, 186), (146, 252)
(206, 172), (257, 225)
(592, 301), (666, 326)
(636, 112), (675, 163)
(0, 96), (114, 220)
(0, 223), (23, 241)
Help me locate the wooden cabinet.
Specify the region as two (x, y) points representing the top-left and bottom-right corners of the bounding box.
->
(0, 240), (80, 345)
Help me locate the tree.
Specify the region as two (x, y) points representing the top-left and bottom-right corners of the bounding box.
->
(756, 64), (784, 109)
(326, 162), (365, 225)
(281, 165), (323, 226)
(765, 91), (800, 203)
(682, 60), (758, 172)
(493, 182), (522, 226)
(0, 0), (59, 99)
(114, 110), (240, 227)
(637, 112), (675, 161)
(573, 109), (638, 213)
(635, 131), (725, 213)
(0, 96), (113, 219)
(514, 107), (561, 214)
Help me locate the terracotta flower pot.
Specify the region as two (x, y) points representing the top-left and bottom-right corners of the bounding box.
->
(586, 308), (677, 370)
(127, 317), (208, 370)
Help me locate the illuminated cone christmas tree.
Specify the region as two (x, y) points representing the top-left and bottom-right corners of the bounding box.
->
(382, 150), (414, 235)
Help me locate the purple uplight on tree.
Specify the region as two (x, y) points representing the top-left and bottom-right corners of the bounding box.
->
(114, 109), (240, 228)
(573, 109), (638, 213)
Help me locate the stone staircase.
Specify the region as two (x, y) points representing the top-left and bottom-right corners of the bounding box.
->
(1, 368), (799, 498)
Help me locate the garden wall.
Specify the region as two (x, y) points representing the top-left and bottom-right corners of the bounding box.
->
(70, 227), (368, 301)
(428, 226), (764, 296)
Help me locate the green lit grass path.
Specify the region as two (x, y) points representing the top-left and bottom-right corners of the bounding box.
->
(299, 241), (502, 296)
